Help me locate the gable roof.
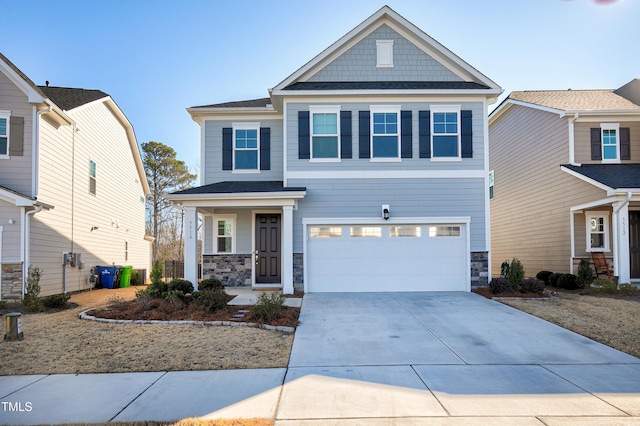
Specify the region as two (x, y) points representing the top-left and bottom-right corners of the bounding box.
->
(38, 86), (109, 111)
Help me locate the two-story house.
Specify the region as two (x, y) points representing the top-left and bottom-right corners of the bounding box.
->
(0, 52), (151, 298)
(168, 6), (502, 293)
(489, 79), (640, 283)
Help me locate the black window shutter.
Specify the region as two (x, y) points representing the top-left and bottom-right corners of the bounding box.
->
(298, 111), (310, 159)
(461, 110), (473, 158)
(260, 127), (270, 170)
(9, 116), (24, 156)
(591, 128), (602, 160)
(401, 110), (412, 158)
(222, 127), (233, 170)
(359, 111), (370, 159)
(621, 127), (631, 160)
(419, 110), (431, 158)
(340, 111), (352, 159)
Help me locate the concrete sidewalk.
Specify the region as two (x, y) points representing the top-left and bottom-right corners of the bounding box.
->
(1, 292), (639, 424)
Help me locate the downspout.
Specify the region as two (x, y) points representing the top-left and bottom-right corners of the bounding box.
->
(23, 204), (43, 296)
(568, 112), (579, 165)
(33, 105), (51, 198)
(612, 192), (632, 280)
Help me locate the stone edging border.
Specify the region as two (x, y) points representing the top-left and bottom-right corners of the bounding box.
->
(78, 308), (295, 333)
(492, 296), (559, 301)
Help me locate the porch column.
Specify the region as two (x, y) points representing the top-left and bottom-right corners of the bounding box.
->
(184, 206), (199, 285)
(282, 205), (294, 294)
(615, 203), (630, 283)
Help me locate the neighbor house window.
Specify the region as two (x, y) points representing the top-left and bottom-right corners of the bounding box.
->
(0, 111), (9, 156)
(489, 170), (495, 200)
(214, 216), (236, 253)
(89, 160), (97, 195)
(370, 106), (400, 160)
(601, 123), (620, 162)
(310, 106), (340, 160)
(431, 106), (461, 159)
(233, 123), (259, 170)
(586, 212), (610, 252)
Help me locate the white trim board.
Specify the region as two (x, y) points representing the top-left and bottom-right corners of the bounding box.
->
(287, 170), (485, 179)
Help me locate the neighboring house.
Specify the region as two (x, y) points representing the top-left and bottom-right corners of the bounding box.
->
(489, 79), (640, 283)
(0, 52), (151, 298)
(168, 6), (501, 293)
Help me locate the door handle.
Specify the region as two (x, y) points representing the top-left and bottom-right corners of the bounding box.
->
(255, 253), (259, 265)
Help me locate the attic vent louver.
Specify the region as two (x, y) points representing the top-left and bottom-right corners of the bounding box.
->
(376, 40), (394, 68)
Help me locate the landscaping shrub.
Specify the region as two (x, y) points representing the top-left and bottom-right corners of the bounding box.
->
(140, 281), (169, 298)
(251, 291), (286, 323)
(536, 271), (554, 286)
(198, 278), (224, 292)
(548, 273), (562, 287)
(193, 289), (229, 312)
(507, 257), (525, 288)
(159, 294), (185, 314)
(150, 260), (163, 286)
(134, 293), (154, 311)
(618, 283), (640, 296)
(590, 278), (617, 294)
(42, 294), (71, 309)
(500, 260), (510, 278)
(489, 277), (513, 294)
(520, 277), (545, 294)
(576, 258), (594, 288)
(168, 278), (194, 294)
(23, 265), (44, 312)
(557, 273), (579, 290)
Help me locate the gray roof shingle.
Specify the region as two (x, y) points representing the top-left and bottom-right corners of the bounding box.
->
(284, 81), (490, 91)
(38, 86), (109, 111)
(190, 98), (272, 109)
(172, 181), (306, 195)
(564, 164), (640, 189)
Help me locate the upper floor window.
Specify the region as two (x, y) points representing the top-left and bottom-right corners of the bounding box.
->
(89, 160), (97, 195)
(431, 106), (461, 159)
(601, 123), (620, 162)
(370, 105), (400, 160)
(310, 106), (340, 160)
(233, 123), (260, 171)
(0, 111), (9, 157)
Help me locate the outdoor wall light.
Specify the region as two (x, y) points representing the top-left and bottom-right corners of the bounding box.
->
(382, 204), (390, 221)
(90, 226), (99, 232)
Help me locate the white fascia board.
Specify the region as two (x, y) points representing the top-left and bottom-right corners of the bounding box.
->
(287, 169), (485, 180)
(0, 58), (45, 103)
(167, 191), (306, 203)
(569, 197), (619, 212)
(282, 95), (491, 105)
(42, 100), (74, 126)
(489, 99), (564, 125)
(302, 216), (471, 226)
(571, 110), (640, 122)
(170, 197), (303, 209)
(607, 188), (640, 197)
(560, 166), (612, 193)
(0, 192), (35, 207)
(187, 109), (281, 123)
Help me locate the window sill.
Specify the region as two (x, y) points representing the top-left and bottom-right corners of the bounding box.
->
(431, 157), (462, 162)
(587, 249), (611, 253)
(370, 158), (402, 163)
(310, 158), (342, 163)
(601, 160), (621, 164)
(0, 155), (10, 160)
(232, 170), (260, 174)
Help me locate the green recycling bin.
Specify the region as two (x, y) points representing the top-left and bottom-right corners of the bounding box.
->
(120, 265), (133, 288)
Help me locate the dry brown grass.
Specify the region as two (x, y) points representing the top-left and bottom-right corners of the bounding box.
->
(501, 292), (640, 358)
(0, 287), (293, 376)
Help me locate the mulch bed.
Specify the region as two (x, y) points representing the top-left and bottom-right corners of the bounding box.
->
(472, 286), (556, 299)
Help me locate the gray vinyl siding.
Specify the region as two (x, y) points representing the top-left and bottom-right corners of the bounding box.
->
(203, 209), (253, 255)
(489, 105), (607, 276)
(308, 24), (462, 83)
(0, 71), (34, 196)
(0, 202), (22, 262)
(286, 101), (485, 171)
(574, 121), (640, 164)
(289, 178), (486, 253)
(203, 119), (283, 184)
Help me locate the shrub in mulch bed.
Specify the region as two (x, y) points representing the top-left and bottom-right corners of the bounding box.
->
(473, 286), (552, 299)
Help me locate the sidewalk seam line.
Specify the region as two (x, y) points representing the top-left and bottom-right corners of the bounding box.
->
(108, 371), (168, 422)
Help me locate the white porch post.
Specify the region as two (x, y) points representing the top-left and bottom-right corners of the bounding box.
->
(615, 203), (630, 283)
(184, 206), (199, 285)
(282, 205), (294, 294)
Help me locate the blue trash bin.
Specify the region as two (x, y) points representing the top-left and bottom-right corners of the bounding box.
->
(96, 266), (118, 289)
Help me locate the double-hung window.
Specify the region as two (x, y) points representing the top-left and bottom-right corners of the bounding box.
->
(601, 123), (620, 162)
(233, 123), (260, 171)
(89, 160), (97, 195)
(0, 111), (10, 157)
(310, 106), (340, 160)
(586, 212), (610, 252)
(370, 105), (400, 160)
(213, 215), (236, 254)
(431, 106), (461, 159)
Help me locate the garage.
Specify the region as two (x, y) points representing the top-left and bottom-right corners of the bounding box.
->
(304, 221), (469, 292)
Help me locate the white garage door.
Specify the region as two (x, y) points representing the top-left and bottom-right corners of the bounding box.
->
(306, 223), (468, 292)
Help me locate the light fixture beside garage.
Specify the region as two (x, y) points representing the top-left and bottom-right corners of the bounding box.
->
(382, 204), (390, 221)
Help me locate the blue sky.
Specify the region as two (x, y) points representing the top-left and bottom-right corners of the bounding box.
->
(2, 0), (638, 176)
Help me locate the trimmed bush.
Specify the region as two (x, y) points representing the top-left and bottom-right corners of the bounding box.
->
(251, 291), (286, 323)
(193, 289), (229, 312)
(198, 278), (224, 292)
(536, 271), (554, 286)
(520, 278), (545, 294)
(150, 260), (163, 286)
(42, 294), (71, 309)
(590, 278), (617, 293)
(576, 258), (594, 288)
(140, 281), (169, 298)
(507, 257), (525, 288)
(548, 273), (562, 287)
(489, 277), (513, 294)
(168, 279), (194, 294)
(23, 265), (44, 312)
(557, 273), (579, 290)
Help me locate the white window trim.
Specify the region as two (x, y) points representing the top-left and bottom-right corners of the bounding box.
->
(232, 122), (260, 172)
(0, 110), (10, 159)
(601, 123), (621, 164)
(370, 105), (401, 162)
(309, 105), (341, 162)
(489, 170), (495, 200)
(376, 40), (394, 68)
(430, 105), (462, 162)
(586, 211), (610, 252)
(89, 159), (97, 195)
(213, 214), (237, 254)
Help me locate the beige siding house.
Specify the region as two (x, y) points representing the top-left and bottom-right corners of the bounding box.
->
(489, 79), (640, 282)
(0, 53), (151, 298)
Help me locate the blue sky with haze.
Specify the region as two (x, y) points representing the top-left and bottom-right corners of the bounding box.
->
(2, 0), (638, 176)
